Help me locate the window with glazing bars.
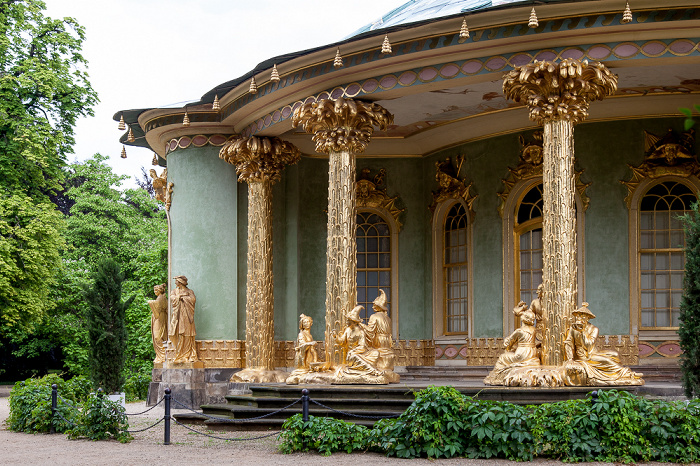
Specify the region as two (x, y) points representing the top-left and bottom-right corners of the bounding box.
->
(516, 184), (544, 305)
(444, 203), (469, 333)
(356, 211), (391, 322)
(639, 181), (695, 328)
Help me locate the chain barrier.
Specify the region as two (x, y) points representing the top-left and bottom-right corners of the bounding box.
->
(54, 409), (78, 428)
(56, 394), (79, 410)
(171, 417), (280, 441)
(171, 397), (302, 422)
(126, 416), (164, 433)
(309, 398), (402, 419)
(125, 397), (164, 416)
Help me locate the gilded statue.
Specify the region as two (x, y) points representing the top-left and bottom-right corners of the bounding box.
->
(148, 283), (168, 364)
(365, 289), (395, 372)
(563, 303), (643, 386)
(531, 284), (545, 351)
(332, 305), (383, 377)
(294, 314), (318, 370)
(484, 302), (541, 385)
(169, 275), (198, 364)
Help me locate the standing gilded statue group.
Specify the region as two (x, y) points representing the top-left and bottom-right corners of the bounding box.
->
(148, 275), (200, 366)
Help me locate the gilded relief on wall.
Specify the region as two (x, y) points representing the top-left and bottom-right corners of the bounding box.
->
(356, 168), (405, 230)
(621, 129), (699, 206)
(430, 154), (477, 218)
(497, 131), (590, 216)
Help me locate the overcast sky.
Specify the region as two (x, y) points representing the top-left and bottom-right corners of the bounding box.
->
(44, 0), (404, 186)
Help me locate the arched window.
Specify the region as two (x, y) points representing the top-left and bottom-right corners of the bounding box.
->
(356, 211), (392, 322)
(515, 184), (544, 306)
(638, 181), (696, 329)
(444, 202), (470, 334)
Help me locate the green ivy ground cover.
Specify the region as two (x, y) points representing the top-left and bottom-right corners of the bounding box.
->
(279, 385), (700, 463)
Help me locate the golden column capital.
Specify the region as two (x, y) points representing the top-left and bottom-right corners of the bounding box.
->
(503, 59), (617, 125)
(292, 97), (393, 154)
(219, 135), (301, 183)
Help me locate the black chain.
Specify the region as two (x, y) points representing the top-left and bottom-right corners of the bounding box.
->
(126, 417), (164, 433)
(309, 399), (402, 419)
(171, 417), (280, 441)
(125, 397), (164, 416)
(54, 409), (78, 427)
(57, 395), (79, 410)
(171, 397), (302, 422)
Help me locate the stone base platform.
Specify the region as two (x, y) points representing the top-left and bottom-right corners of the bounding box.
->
(147, 367), (247, 406)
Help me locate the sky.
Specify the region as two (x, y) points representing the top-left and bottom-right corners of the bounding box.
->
(44, 0), (405, 186)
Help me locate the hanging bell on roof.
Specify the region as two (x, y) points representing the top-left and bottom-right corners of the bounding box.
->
(270, 64), (280, 82)
(127, 127), (135, 143)
(212, 95), (220, 111)
(333, 48), (344, 68)
(622, 2), (632, 23)
(528, 7), (539, 28)
(182, 111), (190, 127)
(381, 34), (392, 54)
(121, 146), (127, 159)
(118, 115), (126, 131)
(152, 153), (159, 166)
(249, 77), (258, 94)
(459, 18), (470, 40)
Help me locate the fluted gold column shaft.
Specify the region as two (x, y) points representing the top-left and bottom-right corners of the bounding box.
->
(245, 180), (275, 370)
(325, 148), (358, 367)
(541, 119), (577, 366)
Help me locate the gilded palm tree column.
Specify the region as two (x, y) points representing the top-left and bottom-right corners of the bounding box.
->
(220, 136), (301, 382)
(503, 59), (617, 366)
(292, 97), (393, 368)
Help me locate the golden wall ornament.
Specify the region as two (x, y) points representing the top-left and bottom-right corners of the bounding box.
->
(620, 129), (700, 206)
(430, 155), (477, 218)
(291, 97), (395, 379)
(489, 59), (640, 386)
(356, 167), (405, 230)
(150, 168), (174, 211)
(219, 136), (301, 383)
(497, 131), (590, 216)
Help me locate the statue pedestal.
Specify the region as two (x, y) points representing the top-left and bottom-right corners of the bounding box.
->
(148, 366), (240, 407)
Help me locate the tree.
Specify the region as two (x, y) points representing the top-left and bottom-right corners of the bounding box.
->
(84, 259), (134, 394)
(680, 203), (700, 398)
(0, 0), (97, 337)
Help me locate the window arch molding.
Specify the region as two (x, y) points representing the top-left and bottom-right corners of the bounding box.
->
(356, 206), (400, 339)
(431, 198), (474, 339)
(501, 177), (587, 336)
(627, 174), (700, 337)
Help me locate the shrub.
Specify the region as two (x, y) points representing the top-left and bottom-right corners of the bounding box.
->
(123, 368), (151, 402)
(278, 414), (369, 455)
(67, 393), (132, 443)
(84, 259), (134, 394)
(680, 203), (700, 399)
(7, 374), (88, 433)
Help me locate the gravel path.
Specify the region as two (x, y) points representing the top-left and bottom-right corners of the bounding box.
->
(0, 397), (695, 465)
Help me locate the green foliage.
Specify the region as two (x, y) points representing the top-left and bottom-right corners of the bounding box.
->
(7, 373), (89, 433)
(278, 414), (370, 456)
(123, 367), (151, 402)
(67, 393), (132, 443)
(680, 202), (700, 398)
(84, 259), (134, 394)
(0, 0), (97, 337)
(680, 104), (700, 130)
(0, 193), (64, 339)
(279, 387), (700, 463)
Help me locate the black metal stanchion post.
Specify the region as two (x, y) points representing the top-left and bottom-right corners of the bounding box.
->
(51, 384), (57, 434)
(164, 388), (171, 445)
(301, 388), (309, 422)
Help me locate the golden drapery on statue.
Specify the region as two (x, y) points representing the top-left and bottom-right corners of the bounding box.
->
(148, 283), (168, 365)
(484, 58), (642, 387)
(169, 275), (199, 364)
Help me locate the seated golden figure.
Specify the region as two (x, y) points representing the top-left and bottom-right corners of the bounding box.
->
(563, 303), (643, 386)
(294, 314), (318, 370)
(365, 289), (396, 372)
(484, 301), (541, 385)
(332, 305), (383, 377)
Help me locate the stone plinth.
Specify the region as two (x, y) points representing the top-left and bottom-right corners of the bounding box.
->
(148, 367), (242, 407)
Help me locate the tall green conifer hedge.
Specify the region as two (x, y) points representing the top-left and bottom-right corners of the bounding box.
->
(680, 203), (700, 398)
